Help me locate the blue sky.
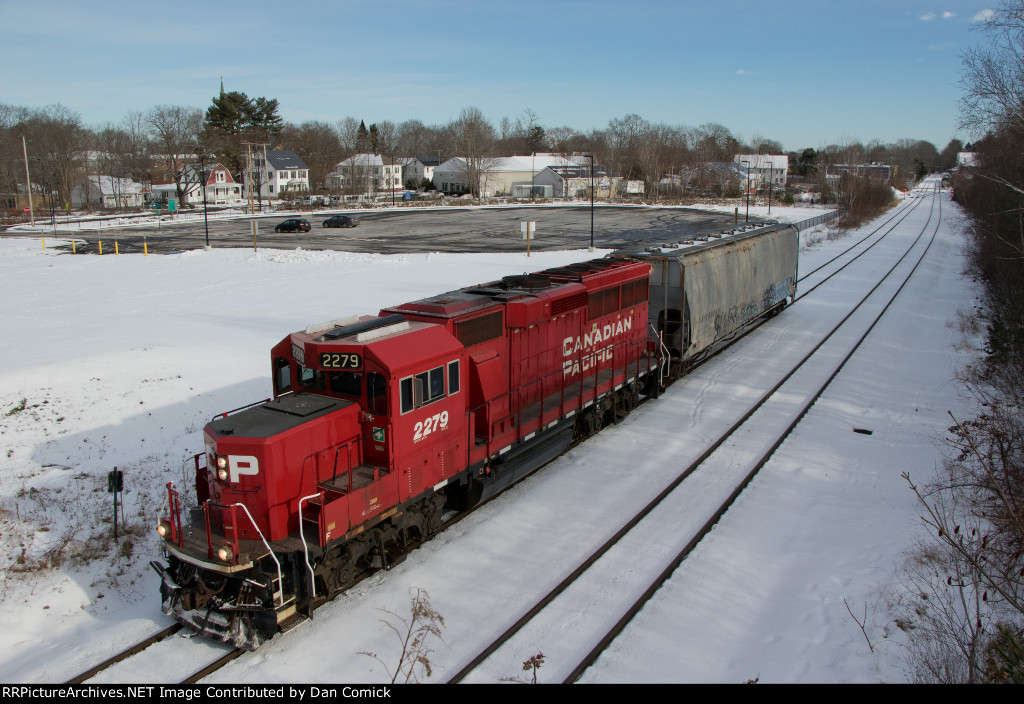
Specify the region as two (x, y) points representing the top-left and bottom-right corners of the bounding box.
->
(1, 0), (997, 151)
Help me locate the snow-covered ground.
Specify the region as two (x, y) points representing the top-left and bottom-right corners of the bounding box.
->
(0, 184), (979, 683)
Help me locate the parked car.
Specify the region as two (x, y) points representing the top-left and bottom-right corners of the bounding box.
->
(322, 215), (360, 228)
(274, 218), (311, 233)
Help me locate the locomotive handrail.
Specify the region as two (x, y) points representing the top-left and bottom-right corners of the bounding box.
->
(298, 493), (322, 609)
(330, 438), (362, 490)
(212, 397), (272, 421)
(227, 502), (285, 608)
(161, 481), (184, 547)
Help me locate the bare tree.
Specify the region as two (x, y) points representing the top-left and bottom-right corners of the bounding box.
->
(277, 120), (343, 192)
(445, 106), (497, 197)
(21, 105), (88, 212)
(146, 105), (202, 205)
(960, 2), (1024, 134)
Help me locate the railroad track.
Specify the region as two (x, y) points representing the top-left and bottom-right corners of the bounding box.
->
(66, 189), (936, 684)
(446, 185), (941, 683)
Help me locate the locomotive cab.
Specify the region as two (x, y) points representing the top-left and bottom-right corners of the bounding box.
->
(157, 314), (468, 649)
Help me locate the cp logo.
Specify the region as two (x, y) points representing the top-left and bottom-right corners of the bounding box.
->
(228, 455), (260, 483)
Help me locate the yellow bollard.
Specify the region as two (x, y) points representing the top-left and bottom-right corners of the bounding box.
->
(42, 238), (45, 250)
(144, 240), (148, 256)
(99, 240), (103, 255)
(72, 240), (76, 253)
(115, 240), (119, 255)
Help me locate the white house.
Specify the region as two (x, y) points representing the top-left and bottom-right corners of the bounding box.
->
(733, 154), (789, 189)
(957, 152), (979, 168)
(433, 154), (589, 197)
(533, 164), (617, 199)
(242, 150), (310, 201)
(401, 156), (441, 188)
(71, 175), (146, 209)
(151, 163), (243, 206)
(326, 154), (402, 194)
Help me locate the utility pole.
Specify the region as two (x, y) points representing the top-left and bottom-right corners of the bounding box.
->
(22, 136), (34, 225)
(741, 160), (751, 222)
(243, 141), (270, 213)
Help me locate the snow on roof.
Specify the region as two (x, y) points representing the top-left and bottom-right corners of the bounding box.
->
(734, 154), (789, 169)
(336, 153), (392, 168)
(88, 175), (144, 194)
(436, 154), (588, 173)
(544, 165), (611, 179)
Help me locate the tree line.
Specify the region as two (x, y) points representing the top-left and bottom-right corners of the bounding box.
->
(890, 0), (1024, 683)
(2, 91), (961, 218)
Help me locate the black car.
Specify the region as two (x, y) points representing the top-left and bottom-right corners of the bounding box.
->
(274, 218), (311, 233)
(323, 215), (359, 228)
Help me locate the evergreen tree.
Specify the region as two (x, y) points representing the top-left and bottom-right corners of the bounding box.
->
(202, 88), (283, 177)
(356, 120), (370, 153)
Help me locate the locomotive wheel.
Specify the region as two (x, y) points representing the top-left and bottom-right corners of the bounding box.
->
(422, 494), (445, 536)
(320, 548), (356, 595)
(575, 408), (602, 440)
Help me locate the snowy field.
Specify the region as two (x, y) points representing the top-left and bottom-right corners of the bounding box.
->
(0, 188), (981, 683)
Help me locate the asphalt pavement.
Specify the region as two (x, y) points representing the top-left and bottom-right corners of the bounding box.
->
(9, 205), (744, 255)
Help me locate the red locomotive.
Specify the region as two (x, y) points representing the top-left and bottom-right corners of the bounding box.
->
(154, 257), (659, 649)
(153, 223), (799, 650)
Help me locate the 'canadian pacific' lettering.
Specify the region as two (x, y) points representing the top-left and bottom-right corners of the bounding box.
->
(561, 318), (632, 378)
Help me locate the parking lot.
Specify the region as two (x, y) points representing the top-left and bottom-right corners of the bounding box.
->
(16, 205), (741, 255)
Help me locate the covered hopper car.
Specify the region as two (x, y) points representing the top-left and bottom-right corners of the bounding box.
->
(152, 222), (799, 650)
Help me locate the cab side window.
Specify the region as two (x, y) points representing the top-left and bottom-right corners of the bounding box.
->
(400, 359), (460, 414)
(274, 358), (292, 395)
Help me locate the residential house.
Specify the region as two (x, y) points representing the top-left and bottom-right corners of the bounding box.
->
(433, 154), (589, 197)
(326, 154), (403, 195)
(401, 156), (441, 189)
(534, 164), (617, 199)
(957, 152), (978, 168)
(151, 163), (243, 206)
(733, 154), (789, 189)
(242, 150), (310, 201)
(71, 175), (147, 209)
(692, 162), (757, 195)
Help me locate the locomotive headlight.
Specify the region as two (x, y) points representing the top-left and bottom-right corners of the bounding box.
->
(217, 467), (229, 482)
(217, 544), (234, 562)
(157, 521), (172, 538)
(216, 456), (228, 469)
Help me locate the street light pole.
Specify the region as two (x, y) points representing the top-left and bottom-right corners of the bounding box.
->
(200, 151), (211, 249)
(585, 154), (595, 250)
(22, 135), (35, 225)
(767, 160), (773, 215)
(741, 159), (750, 222)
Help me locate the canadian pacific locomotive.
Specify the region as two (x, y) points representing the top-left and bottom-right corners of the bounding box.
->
(152, 222), (799, 649)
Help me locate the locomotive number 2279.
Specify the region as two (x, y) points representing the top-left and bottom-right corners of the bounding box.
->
(320, 352), (362, 369)
(414, 411), (449, 442)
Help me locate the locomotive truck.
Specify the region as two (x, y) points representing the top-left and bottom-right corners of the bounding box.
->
(152, 222), (799, 650)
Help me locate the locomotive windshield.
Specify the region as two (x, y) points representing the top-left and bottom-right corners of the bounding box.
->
(329, 371), (362, 398)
